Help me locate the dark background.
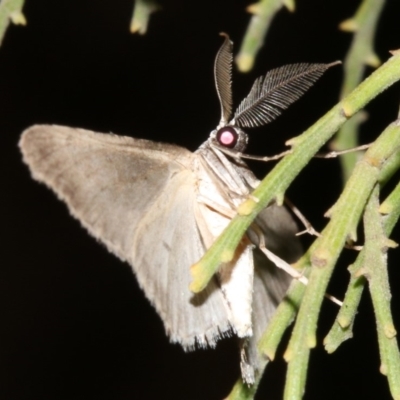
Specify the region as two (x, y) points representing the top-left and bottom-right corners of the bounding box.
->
(1, 0), (400, 399)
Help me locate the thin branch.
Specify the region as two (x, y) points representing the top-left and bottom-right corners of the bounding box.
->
(323, 257), (365, 353)
(283, 120), (400, 399)
(331, 0), (385, 181)
(323, 149), (400, 352)
(363, 186), (400, 399)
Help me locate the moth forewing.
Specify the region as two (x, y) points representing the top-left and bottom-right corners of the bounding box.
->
(19, 125), (234, 350)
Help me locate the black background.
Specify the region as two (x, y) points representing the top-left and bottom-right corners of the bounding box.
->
(1, 0), (400, 399)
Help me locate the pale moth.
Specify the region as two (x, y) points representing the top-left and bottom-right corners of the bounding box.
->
(20, 34), (336, 383)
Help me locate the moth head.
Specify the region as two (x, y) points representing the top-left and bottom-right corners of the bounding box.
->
(209, 33), (247, 153)
(209, 125), (248, 152)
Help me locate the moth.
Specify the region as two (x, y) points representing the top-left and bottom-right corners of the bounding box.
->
(20, 34), (335, 383)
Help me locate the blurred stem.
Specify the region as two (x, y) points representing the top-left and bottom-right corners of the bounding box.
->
(0, 0), (26, 46)
(130, 0), (160, 35)
(332, 0), (385, 182)
(235, 0), (294, 72)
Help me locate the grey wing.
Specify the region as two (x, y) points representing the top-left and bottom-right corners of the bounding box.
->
(19, 125), (232, 349)
(243, 204), (302, 382)
(253, 203), (303, 260)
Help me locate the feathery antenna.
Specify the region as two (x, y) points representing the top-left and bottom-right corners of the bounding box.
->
(214, 33), (233, 128)
(232, 62), (340, 129)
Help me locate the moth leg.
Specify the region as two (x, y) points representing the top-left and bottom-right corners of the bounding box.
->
(213, 143), (291, 163)
(314, 143), (371, 158)
(284, 197), (362, 251)
(253, 224), (308, 284)
(214, 142), (371, 162)
(196, 195), (236, 219)
(239, 339), (255, 385)
(251, 224), (343, 306)
(284, 197), (320, 238)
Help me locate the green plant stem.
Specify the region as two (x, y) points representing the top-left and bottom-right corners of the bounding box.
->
(324, 150), (400, 353)
(323, 259), (364, 352)
(190, 49), (400, 294)
(0, 0), (26, 46)
(332, 0), (385, 181)
(266, 148), (400, 356)
(283, 121), (400, 399)
(130, 0), (160, 34)
(363, 185), (400, 399)
(235, 0), (294, 72)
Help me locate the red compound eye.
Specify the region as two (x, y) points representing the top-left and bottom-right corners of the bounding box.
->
(216, 126), (238, 148)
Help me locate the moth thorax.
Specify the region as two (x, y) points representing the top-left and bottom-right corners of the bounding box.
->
(210, 126), (248, 152)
